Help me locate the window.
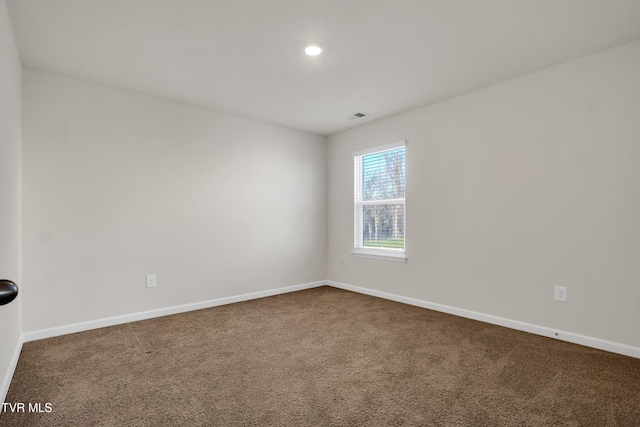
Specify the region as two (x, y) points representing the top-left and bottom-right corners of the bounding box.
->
(352, 141), (406, 262)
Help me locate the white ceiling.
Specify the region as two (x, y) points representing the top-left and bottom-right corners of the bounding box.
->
(6, 0), (640, 136)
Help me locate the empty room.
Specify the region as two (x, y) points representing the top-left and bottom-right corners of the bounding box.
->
(1, 1), (640, 425)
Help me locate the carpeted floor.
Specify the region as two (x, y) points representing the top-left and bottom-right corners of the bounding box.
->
(2, 286), (640, 426)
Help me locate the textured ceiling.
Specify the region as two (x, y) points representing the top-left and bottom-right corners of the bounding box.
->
(6, 0), (640, 135)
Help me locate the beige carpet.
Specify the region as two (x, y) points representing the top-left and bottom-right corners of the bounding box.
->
(2, 286), (640, 426)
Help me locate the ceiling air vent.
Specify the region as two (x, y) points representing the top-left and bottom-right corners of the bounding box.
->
(346, 111), (370, 120)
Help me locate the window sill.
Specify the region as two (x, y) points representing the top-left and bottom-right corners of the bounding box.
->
(351, 248), (407, 263)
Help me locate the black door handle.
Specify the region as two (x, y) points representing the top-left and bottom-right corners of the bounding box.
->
(0, 280), (18, 306)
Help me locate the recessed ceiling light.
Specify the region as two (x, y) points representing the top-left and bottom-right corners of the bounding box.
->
(304, 44), (323, 56)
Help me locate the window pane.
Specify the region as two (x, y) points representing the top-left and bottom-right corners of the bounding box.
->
(362, 147), (405, 201)
(362, 203), (404, 249)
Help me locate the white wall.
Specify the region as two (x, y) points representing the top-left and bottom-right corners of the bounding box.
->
(22, 69), (327, 332)
(0, 0), (22, 401)
(328, 40), (640, 348)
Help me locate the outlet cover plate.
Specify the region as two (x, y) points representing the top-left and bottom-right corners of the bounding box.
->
(146, 275), (156, 288)
(554, 285), (567, 302)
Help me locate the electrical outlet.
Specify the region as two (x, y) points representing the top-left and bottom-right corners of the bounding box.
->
(146, 275), (156, 288)
(339, 258), (344, 267)
(554, 286), (567, 302)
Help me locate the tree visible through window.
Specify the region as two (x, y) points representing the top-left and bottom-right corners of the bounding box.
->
(354, 142), (405, 253)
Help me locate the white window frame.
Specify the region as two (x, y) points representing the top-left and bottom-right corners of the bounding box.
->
(351, 140), (407, 262)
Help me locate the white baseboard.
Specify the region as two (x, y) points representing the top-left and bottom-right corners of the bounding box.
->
(1, 334), (23, 404)
(326, 280), (640, 359)
(19, 278), (640, 360)
(23, 281), (326, 343)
